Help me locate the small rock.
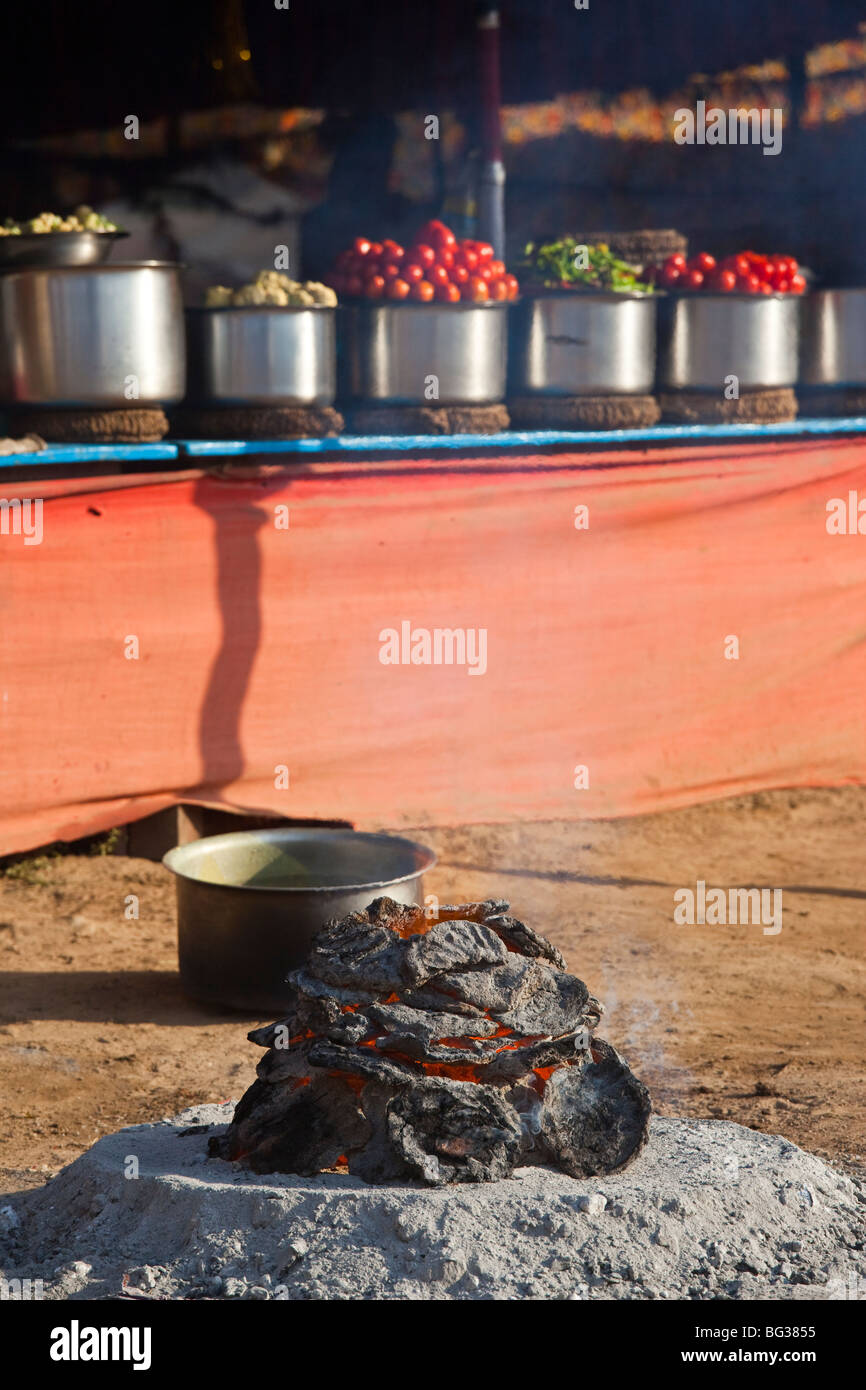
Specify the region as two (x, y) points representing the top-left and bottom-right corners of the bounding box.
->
(576, 1193), (607, 1216)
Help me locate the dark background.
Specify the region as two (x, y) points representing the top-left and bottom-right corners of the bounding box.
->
(1, 0), (864, 280)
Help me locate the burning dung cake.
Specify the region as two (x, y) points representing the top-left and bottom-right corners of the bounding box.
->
(211, 897), (651, 1185)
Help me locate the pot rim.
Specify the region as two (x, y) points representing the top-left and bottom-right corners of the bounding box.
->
(664, 290), (804, 302)
(162, 827), (437, 894)
(188, 302), (336, 314)
(342, 298), (511, 311)
(0, 259), (183, 277)
(520, 286), (659, 302)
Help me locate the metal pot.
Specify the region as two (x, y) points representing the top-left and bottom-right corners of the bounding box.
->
(658, 293), (799, 390)
(509, 290), (657, 395)
(0, 261), (185, 406)
(800, 289), (866, 387)
(185, 305), (336, 406)
(163, 827), (437, 1012)
(340, 301), (507, 404)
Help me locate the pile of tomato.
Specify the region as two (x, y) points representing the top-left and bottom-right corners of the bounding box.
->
(644, 250), (807, 295)
(327, 220), (519, 303)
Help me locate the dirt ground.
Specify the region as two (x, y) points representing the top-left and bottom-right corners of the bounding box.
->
(1, 786), (864, 1196)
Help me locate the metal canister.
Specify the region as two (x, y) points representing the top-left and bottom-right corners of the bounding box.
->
(658, 293), (800, 391)
(509, 290), (657, 395)
(340, 301), (508, 404)
(185, 305), (336, 406)
(799, 289), (866, 387)
(0, 261), (185, 406)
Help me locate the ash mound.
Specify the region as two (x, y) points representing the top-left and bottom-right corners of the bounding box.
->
(210, 897), (650, 1185)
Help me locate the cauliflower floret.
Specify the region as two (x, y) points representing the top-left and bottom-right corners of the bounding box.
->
(256, 270), (294, 294)
(285, 288), (316, 307)
(205, 285), (234, 308)
(231, 283), (270, 306)
(304, 281), (338, 307)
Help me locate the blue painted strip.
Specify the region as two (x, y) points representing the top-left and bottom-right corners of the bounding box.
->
(175, 417), (866, 457)
(0, 442), (179, 468)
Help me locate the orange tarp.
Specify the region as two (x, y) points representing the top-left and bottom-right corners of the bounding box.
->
(1, 439), (865, 855)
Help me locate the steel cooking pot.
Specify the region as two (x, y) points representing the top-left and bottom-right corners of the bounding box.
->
(185, 305), (337, 406)
(340, 300), (508, 404)
(509, 290), (657, 395)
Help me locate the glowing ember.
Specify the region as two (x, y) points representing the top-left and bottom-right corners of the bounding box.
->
(210, 897), (650, 1185)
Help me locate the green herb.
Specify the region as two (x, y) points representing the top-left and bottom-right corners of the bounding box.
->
(521, 238), (653, 293)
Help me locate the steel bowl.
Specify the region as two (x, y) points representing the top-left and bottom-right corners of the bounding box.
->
(658, 293), (800, 391)
(799, 289), (866, 387)
(340, 300), (508, 404)
(509, 290), (657, 396)
(0, 261), (185, 407)
(163, 827), (437, 1012)
(185, 305), (336, 406)
(0, 230), (128, 270)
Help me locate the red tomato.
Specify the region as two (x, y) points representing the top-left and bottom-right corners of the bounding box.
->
(345, 275), (363, 297)
(382, 262), (402, 282)
(684, 268), (704, 289)
(769, 265), (788, 290)
(716, 269), (737, 292)
(434, 282), (461, 303)
(362, 259), (382, 279)
(660, 264), (682, 287)
(775, 278), (791, 294)
(381, 240), (404, 263)
(437, 249), (455, 271)
(694, 252), (716, 273)
(668, 253), (687, 271)
(403, 262), (424, 283)
(488, 259), (506, 279)
(489, 277), (509, 300)
(412, 243), (436, 269)
(386, 277), (411, 300)
(758, 283), (773, 295)
(417, 220), (457, 254)
(465, 276), (489, 301)
(428, 264), (450, 288)
(503, 274), (519, 299)
(353, 237), (372, 257)
(476, 263), (494, 282)
(365, 275), (386, 299)
(790, 273), (807, 295)
(473, 242), (495, 264)
(456, 247), (479, 273)
(369, 242), (383, 258)
(410, 279), (435, 302)
(451, 264), (470, 286)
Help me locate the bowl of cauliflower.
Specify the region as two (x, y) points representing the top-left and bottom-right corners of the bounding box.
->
(0, 208), (127, 268)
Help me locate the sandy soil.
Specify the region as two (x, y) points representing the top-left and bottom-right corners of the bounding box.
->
(1, 786), (864, 1196)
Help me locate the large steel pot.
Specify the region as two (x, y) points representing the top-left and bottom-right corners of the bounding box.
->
(163, 827), (437, 1012)
(0, 230), (129, 271)
(800, 289), (866, 387)
(658, 293), (799, 390)
(186, 305), (336, 406)
(509, 290), (657, 395)
(340, 301), (507, 404)
(0, 261), (185, 406)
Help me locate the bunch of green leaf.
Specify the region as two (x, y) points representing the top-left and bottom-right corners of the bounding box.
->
(522, 238), (653, 292)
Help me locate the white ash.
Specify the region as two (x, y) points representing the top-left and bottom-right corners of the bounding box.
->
(1, 1106), (863, 1301)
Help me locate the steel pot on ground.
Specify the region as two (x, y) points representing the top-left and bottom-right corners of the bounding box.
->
(163, 827), (437, 1012)
(658, 292), (800, 391)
